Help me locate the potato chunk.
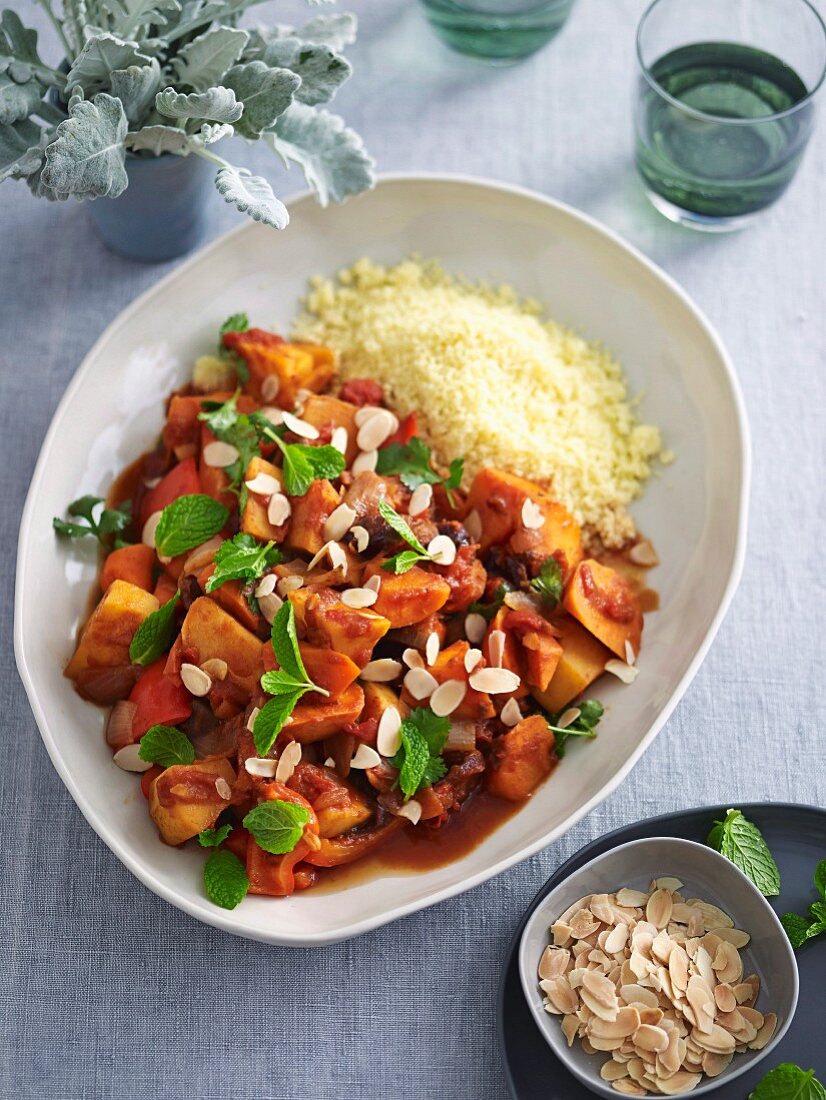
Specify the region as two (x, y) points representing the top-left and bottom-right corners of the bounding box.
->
(240, 456), (288, 543)
(288, 478), (340, 556)
(66, 580), (159, 682)
(149, 757), (235, 845)
(180, 596), (264, 694)
(563, 559), (643, 659)
(487, 715), (557, 801)
(530, 616), (609, 713)
(293, 587), (391, 667)
(300, 394), (359, 464)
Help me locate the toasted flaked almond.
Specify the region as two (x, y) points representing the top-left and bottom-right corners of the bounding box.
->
(360, 658), (402, 683)
(539, 946), (571, 980)
(268, 493), (291, 526)
(245, 472), (281, 496)
(403, 647), (425, 669)
(592, 1007), (641, 1040)
(353, 405), (382, 428)
(691, 1024), (735, 1054)
(395, 798), (422, 824)
(245, 757), (277, 778)
(561, 1014), (580, 1047)
(425, 630), (440, 666)
(112, 744), (152, 773)
(701, 1051), (732, 1078)
(737, 974), (760, 1006)
(521, 498), (545, 529)
(143, 476), (162, 490)
(543, 976), (580, 1015)
(376, 706), (402, 757)
(430, 679), (467, 717)
(554, 707), (581, 731)
(625, 640), (636, 667)
(324, 502), (357, 542)
(305, 540), (337, 571)
(350, 743), (382, 770)
(181, 663), (212, 697)
(712, 940), (743, 985)
(409, 483), (433, 516)
(687, 899), (734, 930)
(713, 927), (750, 948)
(255, 573), (277, 598)
(488, 629), (506, 668)
(404, 667), (438, 700)
(629, 539), (659, 567)
(582, 969), (619, 1009)
(275, 740), (302, 783)
(141, 510), (163, 548)
(748, 1011), (777, 1051)
(363, 573), (381, 594)
(427, 534), (456, 566)
(693, 945), (716, 989)
(183, 536), (224, 574)
(646, 889), (673, 930)
(611, 1080), (646, 1096)
(462, 508), (481, 541)
(341, 587), (379, 609)
(569, 909), (601, 939)
(351, 449), (378, 474)
(246, 707), (260, 733)
(258, 592), (283, 624)
(322, 541), (347, 572)
(686, 975), (715, 1033)
(468, 666), (520, 694)
(654, 876), (683, 891)
(604, 923), (630, 956)
(260, 374), (280, 402)
(605, 659), (640, 684)
(656, 1070), (702, 1095)
(589, 1035), (625, 1053)
(356, 408), (396, 450)
(464, 613), (487, 644)
(276, 574), (304, 597)
(200, 658), (228, 681)
(282, 410), (319, 439)
(616, 888), (650, 908)
(713, 984), (736, 1014)
(500, 697), (522, 727)
(330, 426), (349, 455)
(552, 921), (572, 947)
(620, 985), (658, 1009)
(258, 405), (284, 426)
(629, 951), (652, 981)
(633, 1024), (669, 1053)
(214, 776), (232, 800)
(350, 524), (370, 553)
(651, 929), (674, 963)
(203, 440), (240, 467)
(668, 944), (689, 992)
(601, 1061), (631, 1082)
(323, 757), (336, 768)
(464, 647), (483, 673)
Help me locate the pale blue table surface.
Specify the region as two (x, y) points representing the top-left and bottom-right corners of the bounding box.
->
(1, 1), (824, 1097)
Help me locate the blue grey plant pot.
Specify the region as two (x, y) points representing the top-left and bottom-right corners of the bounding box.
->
(87, 151), (215, 263)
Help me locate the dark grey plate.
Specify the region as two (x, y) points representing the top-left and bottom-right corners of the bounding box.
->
(497, 803), (826, 1096)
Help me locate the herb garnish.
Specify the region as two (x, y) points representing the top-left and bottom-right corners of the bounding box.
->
(253, 602), (328, 756)
(530, 556), (563, 608)
(198, 824), (233, 848)
(243, 801), (311, 854)
(218, 313), (250, 382)
(271, 435), (346, 497)
(205, 533), (281, 593)
(469, 584), (510, 621)
(376, 436), (464, 507)
(390, 707), (450, 799)
(749, 1064), (825, 1100)
(53, 495), (131, 544)
(129, 592), (181, 666)
(707, 808), (781, 897)
(203, 848), (249, 910)
(138, 723), (195, 767)
(378, 499), (433, 574)
(199, 392), (261, 506)
(545, 699), (604, 758)
(781, 860), (826, 948)
(154, 494), (229, 558)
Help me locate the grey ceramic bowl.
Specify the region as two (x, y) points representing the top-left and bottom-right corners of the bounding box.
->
(518, 837), (798, 1097)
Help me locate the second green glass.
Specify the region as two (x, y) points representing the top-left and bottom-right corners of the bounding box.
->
(420, 0), (577, 64)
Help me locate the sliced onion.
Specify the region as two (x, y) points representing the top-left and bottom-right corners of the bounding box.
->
(77, 665), (141, 705)
(444, 720), (476, 754)
(105, 700), (138, 749)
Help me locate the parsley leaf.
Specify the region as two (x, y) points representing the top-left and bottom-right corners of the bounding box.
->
(205, 533), (281, 593)
(243, 800), (311, 854)
(780, 859), (826, 948)
(545, 699), (604, 759)
(443, 457), (464, 508)
(53, 496), (131, 545)
(376, 436), (464, 506)
(706, 808), (781, 897)
(390, 707), (450, 799)
(129, 592), (180, 667)
(378, 499), (432, 573)
(154, 494), (229, 558)
(203, 848), (249, 909)
(198, 824), (232, 848)
(138, 723), (195, 767)
(749, 1064), (825, 1100)
(530, 556), (563, 608)
(469, 583), (510, 621)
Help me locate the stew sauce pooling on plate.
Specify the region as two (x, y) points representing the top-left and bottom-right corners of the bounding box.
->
(57, 321), (652, 909)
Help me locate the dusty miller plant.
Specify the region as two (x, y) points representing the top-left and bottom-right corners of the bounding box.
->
(0, 1), (374, 227)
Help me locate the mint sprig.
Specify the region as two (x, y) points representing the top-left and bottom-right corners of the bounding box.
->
(390, 707), (449, 800)
(203, 848), (249, 910)
(707, 808), (781, 897)
(199, 392), (261, 506)
(258, 421), (345, 497)
(198, 824), (233, 848)
(205, 532), (281, 593)
(154, 494), (229, 557)
(781, 859), (826, 948)
(129, 592), (180, 666)
(378, 499), (432, 574)
(53, 495), (131, 544)
(530, 556), (563, 608)
(376, 436), (464, 505)
(138, 723), (195, 767)
(243, 800), (311, 854)
(546, 699), (603, 759)
(749, 1064), (825, 1100)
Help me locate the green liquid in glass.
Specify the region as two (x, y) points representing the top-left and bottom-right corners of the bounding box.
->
(636, 42), (814, 221)
(421, 0), (575, 63)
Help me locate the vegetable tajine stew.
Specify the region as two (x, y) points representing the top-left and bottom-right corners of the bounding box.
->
(55, 315), (650, 910)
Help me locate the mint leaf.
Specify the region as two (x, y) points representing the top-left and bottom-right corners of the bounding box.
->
(780, 860), (826, 949)
(390, 707), (449, 800)
(383, 549), (430, 575)
(203, 848), (249, 909)
(269, 600), (307, 682)
(749, 1064), (825, 1100)
(53, 495), (131, 544)
(199, 394), (261, 504)
(469, 584), (509, 621)
(244, 800), (311, 854)
(154, 494), (229, 557)
(277, 438), (345, 496)
(138, 723), (195, 767)
(198, 824), (232, 848)
(546, 698), (604, 759)
(253, 692), (306, 756)
(129, 592), (180, 666)
(205, 532), (281, 592)
(706, 809), (781, 897)
(378, 498), (429, 555)
(530, 556), (563, 608)
(815, 859), (826, 900)
(781, 912), (819, 949)
(260, 669), (310, 695)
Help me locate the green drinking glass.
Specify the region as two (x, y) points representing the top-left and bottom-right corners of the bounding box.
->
(420, 0), (577, 64)
(634, 0), (826, 231)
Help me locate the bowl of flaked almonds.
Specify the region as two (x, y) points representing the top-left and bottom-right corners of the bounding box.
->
(518, 838), (798, 1097)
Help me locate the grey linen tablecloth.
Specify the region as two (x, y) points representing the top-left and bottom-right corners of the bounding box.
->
(1, 1), (824, 1097)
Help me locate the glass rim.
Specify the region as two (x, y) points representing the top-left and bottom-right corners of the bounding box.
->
(636, 0), (826, 126)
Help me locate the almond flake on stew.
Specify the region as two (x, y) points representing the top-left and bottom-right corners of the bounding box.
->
(427, 534), (456, 566)
(464, 613), (487, 644)
(275, 741), (302, 783)
(469, 667), (520, 694)
(258, 406), (284, 425)
(488, 629), (506, 668)
(341, 587), (378, 609)
(354, 405), (382, 428)
(306, 542), (333, 571)
(113, 744), (152, 773)
(323, 757), (336, 768)
(323, 502), (357, 542)
(464, 647), (483, 673)
(282, 410), (319, 439)
(330, 426), (349, 455)
(629, 539), (659, 567)
(255, 573), (277, 598)
(245, 472), (281, 496)
(327, 541), (347, 571)
(521, 498), (545, 530)
(404, 667), (439, 700)
(214, 777), (232, 800)
(245, 757), (277, 778)
(625, 640), (636, 667)
(396, 799), (422, 825)
(202, 440), (240, 468)
(261, 374), (280, 402)
(276, 575), (304, 597)
(350, 743), (382, 769)
(200, 658), (228, 681)
(181, 663), (212, 697)
(141, 510), (163, 548)
(246, 707), (260, 733)
(403, 647), (425, 669)
(556, 707), (581, 730)
(364, 573), (381, 594)
(464, 509), (482, 542)
(184, 536), (223, 574)
(360, 658), (403, 683)
(409, 483), (433, 516)
(604, 659), (640, 684)
(351, 449), (378, 474)
(143, 476), (162, 490)
(258, 592), (283, 624)
(351, 525), (370, 553)
(425, 631), (440, 666)
(377, 706), (402, 756)
(267, 493), (291, 526)
(356, 408), (397, 451)
(430, 679), (467, 717)
(500, 697), (522, 726)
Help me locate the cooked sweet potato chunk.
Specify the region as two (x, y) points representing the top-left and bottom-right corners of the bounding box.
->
(361, 682), (407, 724)
(365, 562), (451, 628)
(198, 563), (261, 633)
(286, 683), (365, 742)
(240, 456), (288, 543)
(530, 616), (609, 712)
(180, 597), (264, 694)
(298, 643), (360, 696)
(223, 329), (335, 408)
(300, 394), (359, 463)
(149, 757), (236, 845)
(100, 544), (155, 594)
(288, 478), (340, 556)
(508, 498), (583, 580)
(66, 580), (159, 683)
(295, 587), (391, 667)
(487, 715), (557, 801)
(563, 559), (642, 659)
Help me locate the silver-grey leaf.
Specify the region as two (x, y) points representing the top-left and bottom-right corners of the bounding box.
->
(0, 72), (42, 125)
(66, 33), (152, 94)
(41, 92), (128, 199)
(125, 123), (190, 155)
(223, 61), (299, 138)
(258, 40), (351, 107)
(109, 58), (160, 125)
(0, 117), (47, 181)
(297, 13), (358, 52)
(0, 10), (41, 66)
(96, 0), (182, 37)
(192, 120), (233, 145)
(214, 164), (288, 229)
(170, 26), (248, 91)
(266, 103), (374, 206)
(155, 85), (242, 123)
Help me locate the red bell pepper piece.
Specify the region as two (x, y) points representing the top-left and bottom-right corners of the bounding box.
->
(140, 457), (201, 526)
(129, 658), (192, 739)
(384, 412), (418, 448)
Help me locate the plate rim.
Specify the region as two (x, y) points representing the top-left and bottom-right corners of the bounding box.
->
(13, 172), (752, 945)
